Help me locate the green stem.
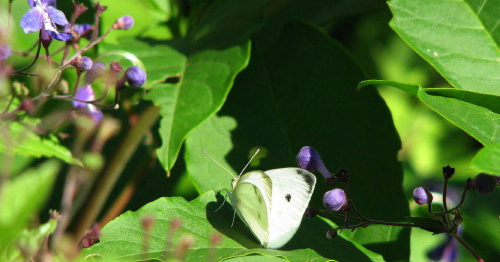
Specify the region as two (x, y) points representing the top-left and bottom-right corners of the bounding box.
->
(74, 105), (160, 239)
(452, 233), (483, 262)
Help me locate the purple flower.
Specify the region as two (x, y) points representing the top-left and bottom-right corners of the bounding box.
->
(323, 188), (347, 211)
(125, 66), (146, 87)
(73, 85), (103, 125)
(297, 146), (332, 178)
(20, 0), (72, 41)
(0, 44), (11, 61)
(413, 186), (433, 205)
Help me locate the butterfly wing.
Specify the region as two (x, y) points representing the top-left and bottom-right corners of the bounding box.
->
(230, 171), (273, 247)
(264, 168), (316, 249)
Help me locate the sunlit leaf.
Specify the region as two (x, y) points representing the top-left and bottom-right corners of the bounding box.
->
(389, 0), (500, 94)
(470, 144), (500, 175)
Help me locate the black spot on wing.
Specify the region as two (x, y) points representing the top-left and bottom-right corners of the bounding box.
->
(296, 169), (315, 193)
(285, 194), (291, 202)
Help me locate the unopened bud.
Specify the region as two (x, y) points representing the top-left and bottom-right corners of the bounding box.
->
(296, 146), (332, 178)
(323, 188), (347, 212)
(471, 173), (498, 195)
(412, 186), (433, 205)
(443, 165), (455, 179)
(326, 228), (338, 239)
(71, 56), (93, 73)
(453, 213), (463, 226)
(125, 66), (147, 87)
(113, 15), (134, 30)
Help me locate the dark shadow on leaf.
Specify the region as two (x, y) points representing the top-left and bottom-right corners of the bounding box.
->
(205, 191), (261, 249)
(282, 217), (376, 262)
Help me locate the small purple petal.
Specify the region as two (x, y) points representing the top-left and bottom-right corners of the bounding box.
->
(28, 0), (36, 7)
(20, 8), (43, 33)
(74, 85), (95, 107)
(125, 66), (146, 87)
(42, 0), (57, 7)
(48, 30), (72, 41)
(88, 106), (104, 124)
(46, 6), (68, 26)
(72, 24), (93, 35)
(0, 44), (11, 61)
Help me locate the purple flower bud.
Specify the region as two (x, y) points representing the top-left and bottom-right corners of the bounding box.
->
(413, 186), (432, 205)
(442, 165), (455, 179)
(323, 188), (347, 212)
(84, 62), (106, 84)
(297, 146), (331, 178)
(113, 15), (134, 30)
(70, 56), (93, 73)
(471, 173), (498, 195)
(125, 66), (146, 87)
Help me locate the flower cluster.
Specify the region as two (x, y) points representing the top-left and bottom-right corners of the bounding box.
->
(297, 146), (495, 262)
(1, 0), (146, 125)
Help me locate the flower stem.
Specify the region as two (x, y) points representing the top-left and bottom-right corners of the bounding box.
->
(452, 233), (483, 262)
(73, 105), (160, 239)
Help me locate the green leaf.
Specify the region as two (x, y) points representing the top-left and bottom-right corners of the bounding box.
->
(0, 160), (60, 251)
(186, 22), (408, 261)
(0, 120), (81, 166)
(359, 80), (500, 145)
(185, 114), (237, 193)
(82, 191), (331, 261)
(137, 0), (265, 172)
(405, 217), (447, 235)
(389, 0), (500, 94)
(470, 144), (500, 175)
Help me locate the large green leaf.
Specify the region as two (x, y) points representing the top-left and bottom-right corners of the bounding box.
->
(185, 22), (408, 261)
(138, 0), (265, 172)
(470, 144), (500, 175)
(0, 160), (60, 254)
(388, 0), (500, 94)
(358, 80), (500, 145)
(82, 191), (334, 261)
(0, 120), (81, 166)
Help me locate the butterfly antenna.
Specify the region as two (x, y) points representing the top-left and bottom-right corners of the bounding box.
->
(238, 149), (260, 177)
(202, 149), (237, 178)
(231, 210), (237, 228)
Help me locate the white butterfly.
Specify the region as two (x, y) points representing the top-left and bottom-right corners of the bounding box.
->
(204, 149), (317, 249)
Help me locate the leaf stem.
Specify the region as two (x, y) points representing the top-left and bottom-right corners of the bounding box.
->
(73, 105), (160, 239)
